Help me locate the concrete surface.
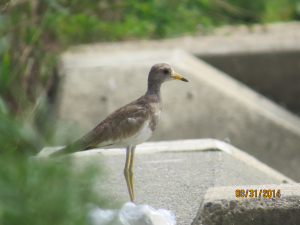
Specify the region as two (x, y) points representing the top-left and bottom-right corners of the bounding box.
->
(192, 183), (300, 225)
(57, 48), (300, 181)
(38, 139), (295, 225)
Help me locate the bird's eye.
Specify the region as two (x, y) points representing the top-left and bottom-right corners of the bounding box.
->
(163, 69), (169, 74)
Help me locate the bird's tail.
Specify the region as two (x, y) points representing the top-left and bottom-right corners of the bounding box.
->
(49, 140), (84, 157)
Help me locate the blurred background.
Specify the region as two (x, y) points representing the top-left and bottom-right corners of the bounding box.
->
(0, 0), (300, 224)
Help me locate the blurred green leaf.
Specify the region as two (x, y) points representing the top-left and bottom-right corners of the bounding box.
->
(0, 52), (10, 94)
(0, 95), (8, 115)
(0, 154), (108, 225)
(0, 111), (112, 224)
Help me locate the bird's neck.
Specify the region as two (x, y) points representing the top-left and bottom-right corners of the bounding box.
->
(146, 82), (162, 100)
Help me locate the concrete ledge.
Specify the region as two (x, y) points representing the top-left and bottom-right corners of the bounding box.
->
(38, 138), (233, 156)
(39, 139), (294, 184)
(192, 184), (300, 225)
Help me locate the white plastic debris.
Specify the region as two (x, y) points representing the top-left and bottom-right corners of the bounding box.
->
(88, 202), (176, 225)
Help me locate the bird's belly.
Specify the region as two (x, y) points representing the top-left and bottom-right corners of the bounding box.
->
(97, 120), (153, 149)
(124, 120), (153, 146)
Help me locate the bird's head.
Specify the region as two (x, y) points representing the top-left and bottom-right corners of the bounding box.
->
(148, 63), (188, 85)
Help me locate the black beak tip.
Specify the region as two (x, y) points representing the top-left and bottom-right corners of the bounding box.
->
(181, 77), (189, 82)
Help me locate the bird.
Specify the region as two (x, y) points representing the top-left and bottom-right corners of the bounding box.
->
(50, 63), (188, 202)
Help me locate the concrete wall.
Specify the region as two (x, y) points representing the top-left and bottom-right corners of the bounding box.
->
(200, 50), (300, 117)
(56, 49), (300, 181)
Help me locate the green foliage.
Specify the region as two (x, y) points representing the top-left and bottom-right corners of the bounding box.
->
(42, 0), (214, 43)
(0, 108), (111, 224)
(0, 157), (96, 225)
(264, 0), (300, 22)
(220, 0), (300, 23)
(0, 52), (10, 94)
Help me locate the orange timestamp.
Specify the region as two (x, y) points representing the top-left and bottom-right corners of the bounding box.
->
(236, 189), (281, 198)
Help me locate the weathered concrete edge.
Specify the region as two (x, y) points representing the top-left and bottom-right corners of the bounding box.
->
(38, 138), (295, 184)
(192, 183), (300, 225)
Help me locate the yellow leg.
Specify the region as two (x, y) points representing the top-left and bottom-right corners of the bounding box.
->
(124, 147), (134, 202)
(129, 146), (136, 202)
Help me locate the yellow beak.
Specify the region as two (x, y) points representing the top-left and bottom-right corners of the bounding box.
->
(171, 72), (189, 82)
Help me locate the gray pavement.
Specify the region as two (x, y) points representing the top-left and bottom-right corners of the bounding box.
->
(38, 139), (294, 225)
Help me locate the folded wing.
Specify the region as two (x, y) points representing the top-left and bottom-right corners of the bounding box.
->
(50, 102), (151, 157)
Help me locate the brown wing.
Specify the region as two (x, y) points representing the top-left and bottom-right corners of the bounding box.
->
(80, 104), (151, 148)
(50, 100), (151, 157)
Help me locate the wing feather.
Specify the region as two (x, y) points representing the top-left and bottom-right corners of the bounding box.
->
(50, 101), (151, 157)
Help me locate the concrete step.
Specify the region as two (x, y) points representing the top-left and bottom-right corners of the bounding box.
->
(38, 139), (295, 225)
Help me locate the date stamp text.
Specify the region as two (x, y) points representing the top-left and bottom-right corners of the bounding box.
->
(236, 189), (281, 198)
